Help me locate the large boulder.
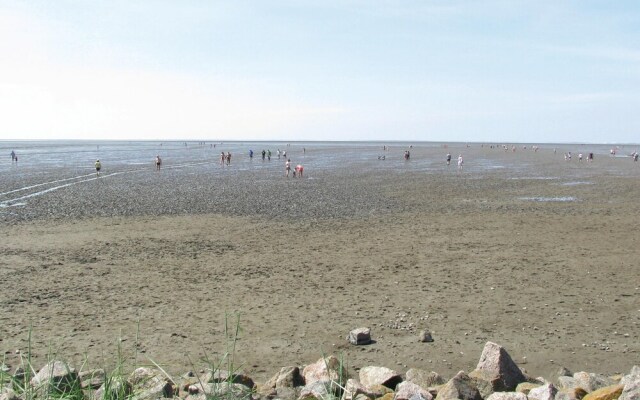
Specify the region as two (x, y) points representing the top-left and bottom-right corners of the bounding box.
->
(394, 381), (433, 400)
(437, 371), (482, 400)
(359, 366), (403, 389)
(303, 356), (347, 386)
(469, 342), (526, 396)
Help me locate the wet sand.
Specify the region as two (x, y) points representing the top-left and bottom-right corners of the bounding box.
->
(1, 144), (639, 382)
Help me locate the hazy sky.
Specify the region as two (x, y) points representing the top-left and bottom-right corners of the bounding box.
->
(1, 1), (639, 143)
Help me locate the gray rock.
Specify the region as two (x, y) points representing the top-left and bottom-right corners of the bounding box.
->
(470, 342), (527, 396)
(303, 356), (346, 386)
(265, 366), (305, 390)
(554, 387), (587, 400)
(30, 360), (80, 397)
(528, 383), (558, 400)
(558, 367), (573, 378)
(79, 368), (105, 390)
(418, 331), (434, 343)
(189, 382), (252, 400)
(128, 367), (176, 400)
(0, 388), (20, 400)
(94, 376), (132, 400)
(394, 381), (433, 400)
(199, 369), (255, 389)
(485, 392), (528, 400)
(359, 366), (402, 389)
(558, 376), (577, 390)
(347, 328), (372, 345)
(572, 372), (615, 392)
(620, 366), (640, 400)
(437, 371), (482, 400)
(299, 380), (334, 400)
(342, 379), (369, 400)
(404, 369), (445, 389)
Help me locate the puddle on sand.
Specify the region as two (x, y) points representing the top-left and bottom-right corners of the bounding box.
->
(560, 181), (593, 186)
(0, 202), (27, 208)
(519, 196), (577, 202)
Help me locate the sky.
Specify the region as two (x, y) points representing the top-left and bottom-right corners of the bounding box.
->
(0, 1), (639, 143)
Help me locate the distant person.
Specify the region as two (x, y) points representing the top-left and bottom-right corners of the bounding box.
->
(226, 152), (231, 165)
(303, 147), (306, 154)
(285, 159), (292, 177)
(95, 160), (102, 176)
(295, 164), (304, 178)
(588, 153), (594, 162)
(446, 153), (451, 165)
(261, 150), (266, 160)
(155, 155), (162, 171)
(457, 155), (464, 171)
(10, 150), (16, 162)
(267, 149), (271, 161)
(277, 149), (281, 159)
(220, 152), (225, 165)
(249, 149), (254, 159)
(578, 153), (583, 162)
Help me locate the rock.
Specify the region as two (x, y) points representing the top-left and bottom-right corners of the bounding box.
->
(303, 356), (347, 386)
(259, 366), (305, 397)
(556, 388), (589, 400)
(620, 366), (640, 400)
(94, 376), (132, 400)
(199, 369), (255, 389)
(559, 377), (579, 390)
(486, 392), (528, 400)
(342, 379), (391, 400)
(418, 331), (434, 343)
(277, 386), (303, 400)
(0, 388), (20, 400)
(128, 367), (176, 400)
(582, 384), (624, 400)
(359, 366), (403, 389)
(394, 381), (433, 400)
(469, 342), (527, 396)
(437, 371), (482, 400)
(558, 368), (574, 377)
(515, 382), (541, 394)
(348, 328), (372, 345)
(573, 372), (616, 392)
(404, 369), (445, 389)
(30, 360), (80, 397)
(188, 382), (252, 400)
(299, 380), (334, 400)
(79, 368), (105, 390)
(342, 379), (369, 400)
(528, 383), (559, 400)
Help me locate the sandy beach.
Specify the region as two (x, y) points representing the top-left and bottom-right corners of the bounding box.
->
(1, 144), (639, 383)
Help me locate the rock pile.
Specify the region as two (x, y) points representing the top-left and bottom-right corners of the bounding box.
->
(0, 342), (637, 400)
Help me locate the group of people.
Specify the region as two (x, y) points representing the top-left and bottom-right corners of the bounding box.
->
(220, 152), (232, 165)
(284, 159), (303, 178)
